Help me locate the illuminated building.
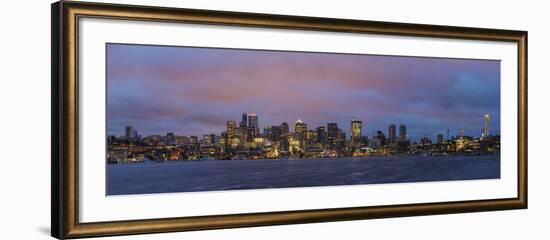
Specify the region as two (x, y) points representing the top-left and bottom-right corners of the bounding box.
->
(399, 124), (407, 141)
(316, 126), (326, 144)
(388, 124), (397, 145)
(295, 118), (307, 134)
(350, 119), (362, 146)
(327, 123), (338, 147)
(203, 134), (213, 145)
(248, 113), (259, 136)
(483, 113), (490, 138)
(189, 136), (198, 145)
(226, 121), (236, 145)
(295, 118), (308, 148)
(239, 118), (247, 145)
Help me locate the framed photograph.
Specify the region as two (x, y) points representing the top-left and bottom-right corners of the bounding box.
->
(51, 1), (527, 239)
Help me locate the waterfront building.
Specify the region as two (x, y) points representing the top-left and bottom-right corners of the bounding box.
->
(350, 119), (363, 146)
(388, 124), (397, 145)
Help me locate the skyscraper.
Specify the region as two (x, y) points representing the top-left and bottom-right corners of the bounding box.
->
(437, 134), (444, 144)
(247, 113), (259, 137)
(239, 113), (249, 144)
(316, 126), (326, 144)
(483, 113), (490, 138)
(166, 132), (176, 145)
(295, 118), (307, 148)
(327, 123), (338, 147)
(388, 124), (397, 145)
(399, 124), (407, 141)
(125, 126), (133, 139)
(241, 113), (248, 126)
(125, 126), (137, 140)
(281, 122), (289, 134)
(295, 118), (307, 134)
(350, 119), (362, 146)
(226, 121), (236, 145)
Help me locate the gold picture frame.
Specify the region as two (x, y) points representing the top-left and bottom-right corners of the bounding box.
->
(51, 1), (527, 239)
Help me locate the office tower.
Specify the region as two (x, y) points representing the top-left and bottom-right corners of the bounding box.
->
(271, 125), (282, 141)
(125, 126), (133, 139)
(281, 122), (289, 134)
(327, 123), (338, 147)
(388, 124), (397, 145)
(316, 126), (326, 144)
(226, 121), (236, 145)
(350, 119), (362, 146)
(399, 124), (407, 141)
(241, 113), (248, 126)
(376, 130), (386, 146)
(483, 113), (490, 138)
(295, 118), (307, 134)
(239, 118), (247, 144)
(295, 118), (307, 148)
(203, 134), (212, 145)
(166, 132), (176, 145)
(247, 113), (259, 136)
(437, 134), (444, 144)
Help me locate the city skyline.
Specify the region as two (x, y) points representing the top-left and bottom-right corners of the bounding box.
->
(107, 44), (501, 141)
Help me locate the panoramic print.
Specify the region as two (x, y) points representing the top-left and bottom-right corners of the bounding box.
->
(106, 43), (500, 195)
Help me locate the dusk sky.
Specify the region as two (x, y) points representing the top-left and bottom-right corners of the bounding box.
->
(107, 43), (500, 141)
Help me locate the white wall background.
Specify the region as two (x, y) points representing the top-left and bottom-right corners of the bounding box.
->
(0, 0), (547, 239)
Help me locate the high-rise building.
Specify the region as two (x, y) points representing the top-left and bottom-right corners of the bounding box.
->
(241, 113), (248, 126)
(437, 134), (444, 144)
(483, 113), (490, 138)
(350, 119), (362, 146)
(399, 124), (407, 141)
(316, 126), (326, 144)
(239, 117), (247, 144)
(388, 124), (397, 145)
(248, 113), (259, 136)
(271, 125), (282, 141)
(327, 123), (338, 147)
(166, 132), (176, 145)
(376, 130), (386, 146)
(203, 134), (213, 145)
(295, 118), (307, 134)
(295, 118), (307, 148)
(226, 121), (236, 145)
(281, 122), (289, 134)
(125, 126), (133, 139)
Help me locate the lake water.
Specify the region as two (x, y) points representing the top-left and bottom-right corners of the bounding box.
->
(107, 155), (500, 195)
